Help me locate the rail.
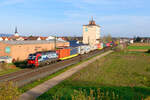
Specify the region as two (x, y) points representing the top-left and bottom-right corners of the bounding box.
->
(0, 46), (114, 87)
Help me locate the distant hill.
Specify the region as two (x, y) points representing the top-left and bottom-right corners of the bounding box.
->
(0, 34), (12, 37)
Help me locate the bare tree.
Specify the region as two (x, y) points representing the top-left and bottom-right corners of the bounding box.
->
(102, 34), (112, 43)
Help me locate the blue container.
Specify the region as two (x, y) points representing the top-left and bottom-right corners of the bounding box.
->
(70, 47), (78, 55)
(103, 43), (106, 47)
(69, 40), (83, 47)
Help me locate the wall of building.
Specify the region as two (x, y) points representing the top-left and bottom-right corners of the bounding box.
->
(0, 42), (12, 57)
(83, 25), (100, 45)
(0, 42), (69, 61)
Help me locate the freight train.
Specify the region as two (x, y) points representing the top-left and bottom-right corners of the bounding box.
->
(27, 42), (115, 67)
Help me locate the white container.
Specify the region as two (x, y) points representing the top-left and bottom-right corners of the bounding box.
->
(101, 43), (104, 49)
(78, 45), (91, 54)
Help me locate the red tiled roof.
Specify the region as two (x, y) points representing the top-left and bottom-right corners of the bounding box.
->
(26, 36), (39, 40)
(40, 37), (47, 40)
(1, 37), (8, 40)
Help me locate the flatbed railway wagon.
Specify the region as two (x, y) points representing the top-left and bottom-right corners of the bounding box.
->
(28, 51), (58, 67)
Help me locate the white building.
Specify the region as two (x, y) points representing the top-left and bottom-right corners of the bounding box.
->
(0, 37), (3, 41)
(83, 18), (100, 46)
(46, 36), (55, 40)
(2, 37), (9, 41)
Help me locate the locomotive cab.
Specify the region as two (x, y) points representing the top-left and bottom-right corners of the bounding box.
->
(27, 53), (41, 67)
(27, 51), (58, 67)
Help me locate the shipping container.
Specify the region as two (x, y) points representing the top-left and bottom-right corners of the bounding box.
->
(94, 45), (98, 50)
(101, 43), (104, 49)
(78, 46), (84, 54)
(97, 44), (103, 49)
(70, 47), (78, 55)
(90, 45), (97, 51)
(56, 48), (70, 60)
(85, 45), (91, 53)
(78, 45), (91, 54)
(103, 43), (107, 47)
(110, 41), (114, 46)
(106, 43), (110, 47)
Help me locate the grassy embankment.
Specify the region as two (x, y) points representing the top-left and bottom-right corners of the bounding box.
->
(37, 51), (150, 100)
(20, 51), (104, 93)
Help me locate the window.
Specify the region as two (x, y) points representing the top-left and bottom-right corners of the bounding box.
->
(85, 28), (88, 32)
(5, 47), (10, 53)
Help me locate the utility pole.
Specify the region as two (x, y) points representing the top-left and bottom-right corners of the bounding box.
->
(54, 36), (57, 50)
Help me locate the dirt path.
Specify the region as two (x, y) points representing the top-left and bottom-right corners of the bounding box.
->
(19, 50), (113, 100)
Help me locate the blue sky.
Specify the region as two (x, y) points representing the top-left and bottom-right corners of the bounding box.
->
(0, 0), (150, 37)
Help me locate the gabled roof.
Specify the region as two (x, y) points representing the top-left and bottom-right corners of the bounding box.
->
(26, 36), (39, 40)
(39, 37), (47, 40)
(1, 37), (10, 40)
(9, 36), (24, 40)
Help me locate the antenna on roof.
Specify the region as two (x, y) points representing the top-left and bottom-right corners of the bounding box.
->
(92, 16), (93, 21)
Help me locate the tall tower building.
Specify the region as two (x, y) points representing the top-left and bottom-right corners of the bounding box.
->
(14, 27), (19, 37)
(83, 17), (100, 45)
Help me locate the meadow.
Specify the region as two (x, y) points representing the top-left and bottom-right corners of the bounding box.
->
(128, 46), (150, 50)
(37, 51), (150, 100)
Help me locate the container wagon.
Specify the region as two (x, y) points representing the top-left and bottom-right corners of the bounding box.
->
(78, 45), (91, 54)
(56, 48), (70, 60)
(27, 42), (112, 67)
(28, 51), (58, 67)
(90, 45), (98, 51)
(106, 43), (111, 47)
(56, 47), (78, 60)
(97, 44), (103, 50)
(70, 47), (78, 57)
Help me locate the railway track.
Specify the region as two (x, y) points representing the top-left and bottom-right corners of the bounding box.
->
(0, 47), (112, 87)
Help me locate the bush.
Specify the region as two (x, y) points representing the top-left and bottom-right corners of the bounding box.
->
(114, 45), (123, 52)
(146, 49), (150, 53)
(0, 81), (20, 100)
(0, 63), (9, 71)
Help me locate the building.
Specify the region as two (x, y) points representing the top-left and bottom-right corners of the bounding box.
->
(1, 37), (10, 41)
(14, 27), (19, 37)
(9, 36), (25, 41)
(26, 36), (47, 41)
(0, 40), (69, 61)
(46, 36), (55, 40)
(83, 17), (100, 45)
(0, 37), (3, 41)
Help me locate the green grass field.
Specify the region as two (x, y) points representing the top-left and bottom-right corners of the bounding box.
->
(128, 46), (150, 50)
(37, 51), (150, 100)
